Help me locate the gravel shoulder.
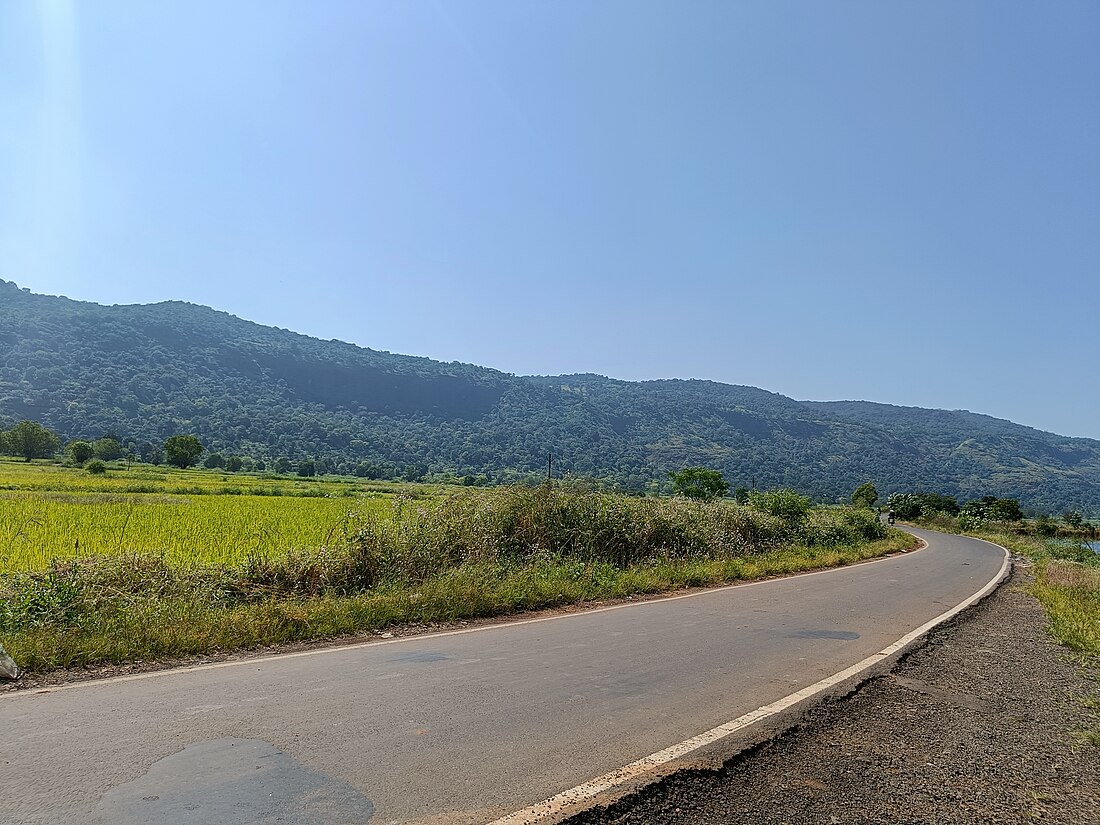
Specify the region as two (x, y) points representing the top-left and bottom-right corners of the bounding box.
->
(568, 565), (1100, 825)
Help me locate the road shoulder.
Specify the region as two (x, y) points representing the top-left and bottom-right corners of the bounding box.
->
(568, 566), (1100, 825)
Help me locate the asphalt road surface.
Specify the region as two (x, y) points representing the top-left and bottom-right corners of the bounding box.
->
(0, 528), (1006, 825)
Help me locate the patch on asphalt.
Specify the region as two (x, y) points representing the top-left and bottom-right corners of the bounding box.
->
(791, 629), (861, 640)
(387, 650), (451, 663)
(95, 738), (375, 824)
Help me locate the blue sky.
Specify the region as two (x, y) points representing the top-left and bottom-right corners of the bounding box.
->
(2, 1), (1098, 438)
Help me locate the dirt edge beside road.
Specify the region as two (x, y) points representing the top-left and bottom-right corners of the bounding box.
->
(566, 565), (1099, 825)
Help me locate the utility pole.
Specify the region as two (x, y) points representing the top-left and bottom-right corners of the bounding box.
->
(547, 452), (553, 484)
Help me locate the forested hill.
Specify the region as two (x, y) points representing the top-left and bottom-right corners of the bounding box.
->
(2, 280), (1098, 513)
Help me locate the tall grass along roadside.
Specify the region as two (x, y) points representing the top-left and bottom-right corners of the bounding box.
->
(1, 484), (909, 674)
(914, 512), (1099, 657)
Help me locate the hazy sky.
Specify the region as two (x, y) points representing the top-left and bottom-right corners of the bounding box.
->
(2, 1), (1098, 438)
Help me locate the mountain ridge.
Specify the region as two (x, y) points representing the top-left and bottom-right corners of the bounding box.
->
(2, 280), (1097, 513)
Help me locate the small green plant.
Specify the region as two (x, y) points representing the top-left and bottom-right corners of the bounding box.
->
(86, 459), (107, 475)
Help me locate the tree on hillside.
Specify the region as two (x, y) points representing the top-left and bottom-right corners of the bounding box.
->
(67, 440), (95, 466)
(204, 453), (226, 469)
(225, 455), (243, 472)
(164, 435), (204, 469)
(669, 467), (729, 500)
(7, 421), (61, 461)
(851, 482), (878, 509)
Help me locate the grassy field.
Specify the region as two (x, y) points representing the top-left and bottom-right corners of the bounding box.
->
(0, 462), (914, 674)
(0, 459), (410, 497)
(0, 459), (413, 570)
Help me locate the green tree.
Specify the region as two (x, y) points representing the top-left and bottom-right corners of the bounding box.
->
(733, 486), (750, 504)
(204, 453), (226, 469)
(749, 488), (811, 521)
(86, 459), (107, 475)
(137, 441), (162, 465)
(7, 420), (61, 461)
(989, 498), (1023, 522)
(297, 459), (316, 477)
(915, 491), (959, 515)
(164, 434), (204, 469)
(669, 467), (729, 500)
(851, 482), (879, 509)
(1062, 510), (1084, 528)
(225, 455), (244, 472)
(67, 440), (95, 466)
(92, 437), (124, 461)
(887, 492), (923, 519)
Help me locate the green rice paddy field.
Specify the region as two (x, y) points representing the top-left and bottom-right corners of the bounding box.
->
(0, 460), (402, 571)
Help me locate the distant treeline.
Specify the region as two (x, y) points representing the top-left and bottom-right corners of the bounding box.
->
(3, 280), (1099, 512)
(887, 489), (1097, 534)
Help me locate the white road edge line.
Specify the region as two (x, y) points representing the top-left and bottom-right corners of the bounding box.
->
(4, 534), (929, 698)
(484, 534), (1010, 825)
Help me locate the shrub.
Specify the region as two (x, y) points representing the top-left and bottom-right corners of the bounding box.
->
(749, 489), (811, 522)
(887, 493), (923, 519)
(86, 459), (107, 475)
(851, 482), (878, 509)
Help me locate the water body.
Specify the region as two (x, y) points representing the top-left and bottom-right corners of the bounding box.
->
(1086, 541), (1100, 555)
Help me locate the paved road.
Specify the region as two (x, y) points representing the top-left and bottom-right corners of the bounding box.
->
(0, 528), (1005, 825)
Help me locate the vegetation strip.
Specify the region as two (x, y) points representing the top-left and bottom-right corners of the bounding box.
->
(1, 471), (905, 675)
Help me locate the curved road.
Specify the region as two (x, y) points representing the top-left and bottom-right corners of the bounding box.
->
(0, 528), (1006, 825)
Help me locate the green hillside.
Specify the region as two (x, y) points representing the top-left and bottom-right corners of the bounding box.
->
(2, 280), (1098, 512)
